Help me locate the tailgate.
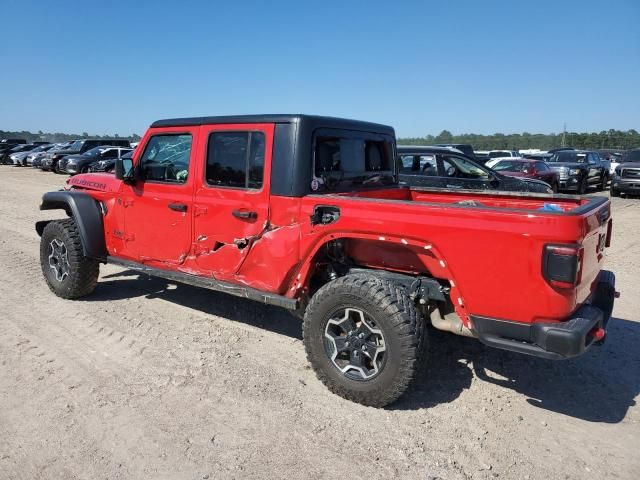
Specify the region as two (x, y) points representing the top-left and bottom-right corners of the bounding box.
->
(577, 198), (612, 304)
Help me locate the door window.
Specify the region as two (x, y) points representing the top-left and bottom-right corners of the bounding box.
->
(206, 131), (265, 189)
(139, 134), (192, 183)
(441, 155), (490, 179)
(101, 149), (119, 159)
(535, 162), (549, 171)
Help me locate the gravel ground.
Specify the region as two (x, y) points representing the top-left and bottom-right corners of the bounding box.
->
(0, 166), (638, 480)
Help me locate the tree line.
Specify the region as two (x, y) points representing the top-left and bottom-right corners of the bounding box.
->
(3, 128), (639, 151)
(399, 129), (640, 151)
(0, 130), (141, 143)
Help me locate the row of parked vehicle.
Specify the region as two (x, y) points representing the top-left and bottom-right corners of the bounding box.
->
(0, 138), (135, 174)
(398, 143), (640, 196)
(3, 136), (639, 197)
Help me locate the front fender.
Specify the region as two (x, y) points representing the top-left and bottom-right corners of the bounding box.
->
(37, 191), (107, 260)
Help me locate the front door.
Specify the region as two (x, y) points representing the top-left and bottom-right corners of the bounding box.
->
(121, 129), (198, 264)
(192, 123), (273, 280)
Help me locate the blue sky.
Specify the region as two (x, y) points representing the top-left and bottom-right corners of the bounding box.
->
(1, 0), (639, 137)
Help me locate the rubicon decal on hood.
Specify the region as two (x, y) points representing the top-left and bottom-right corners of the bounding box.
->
(68, 177), (108, 191)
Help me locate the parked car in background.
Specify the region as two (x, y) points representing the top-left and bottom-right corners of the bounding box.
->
(397, 146), (553, 193)
(42, 138), (131, 172)
(89, 149), (133, 173)
(608, 152), (623, 176)
(547, 150), (609, 193)
(490, 158), (560, 192)
(62, 146), (133, 175)
(3, 144), (41, 165)
(611, 149), (640, 197)
(488, 150), (519, 161)
(1, 138), (27, 145)
(522, 152), (553, 162)
(32, 142), (71, 168)
(25, 144), (57, 166)
(11, 143), (51, 165)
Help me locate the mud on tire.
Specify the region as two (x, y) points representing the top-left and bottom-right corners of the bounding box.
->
(40, 219), (99, 299)
(303, 273), (426, 407)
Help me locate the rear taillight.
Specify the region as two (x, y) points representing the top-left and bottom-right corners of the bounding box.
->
(542, 244), (584, 288)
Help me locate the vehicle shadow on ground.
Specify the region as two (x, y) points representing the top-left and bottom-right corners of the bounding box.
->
(86, 271), (638, 422)
(84, 270), (303, 340)
(394, 317), (639, 423)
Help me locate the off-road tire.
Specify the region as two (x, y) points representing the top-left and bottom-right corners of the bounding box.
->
(40, 219), (99, 299)
(610, 187), (620, 197)
(303, 273), (426, 407)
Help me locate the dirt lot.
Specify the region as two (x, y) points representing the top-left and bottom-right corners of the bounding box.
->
(0, 166), (638, 480)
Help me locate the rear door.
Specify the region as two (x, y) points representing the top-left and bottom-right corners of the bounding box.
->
(191, 123), (273, 279)
(120, 128), (198, 263)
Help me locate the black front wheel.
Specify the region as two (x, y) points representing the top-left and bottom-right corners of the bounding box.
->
(40, 219), (99, 299)
(303, 273), (426, 407)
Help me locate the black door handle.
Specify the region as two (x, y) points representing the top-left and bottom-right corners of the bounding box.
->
(232, 210), (257, 220)
(168, 203), (188, 212)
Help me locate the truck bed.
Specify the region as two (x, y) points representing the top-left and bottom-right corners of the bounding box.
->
(305, 186), (611, 325)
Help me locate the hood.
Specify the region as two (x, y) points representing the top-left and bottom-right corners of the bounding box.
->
(63, 154), (86, 162)
(547, 162), (585, 168)
(619, 162), (640, 169)
(67, 173), (122, 193)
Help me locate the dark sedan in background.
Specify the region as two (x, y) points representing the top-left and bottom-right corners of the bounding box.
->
(62, 146), (132, 175)
(490, 158), (559, 192)
(397, 146), (553, 193)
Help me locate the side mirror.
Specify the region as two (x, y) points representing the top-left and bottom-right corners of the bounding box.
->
(115, 157), (135, 184)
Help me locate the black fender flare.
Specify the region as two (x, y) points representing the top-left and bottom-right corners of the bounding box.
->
(36, 191), (107, 260)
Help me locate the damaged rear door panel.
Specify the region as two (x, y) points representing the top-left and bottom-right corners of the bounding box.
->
(192, 123), (275, 278)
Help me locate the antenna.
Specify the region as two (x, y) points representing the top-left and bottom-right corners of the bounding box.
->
(561, 123), (567, 147)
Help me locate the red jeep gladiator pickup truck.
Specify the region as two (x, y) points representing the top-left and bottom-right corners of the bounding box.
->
(37, 115), (617, 407)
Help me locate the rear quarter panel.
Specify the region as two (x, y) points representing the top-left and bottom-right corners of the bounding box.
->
(296, 191), (609, 325)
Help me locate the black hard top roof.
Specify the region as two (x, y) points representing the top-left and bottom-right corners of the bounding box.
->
(150, 114), (395, 135)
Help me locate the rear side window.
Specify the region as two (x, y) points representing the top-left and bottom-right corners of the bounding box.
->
(206, 131), (265, 189)
(139, 134), (192, 183)
(315, 137), (392, 176)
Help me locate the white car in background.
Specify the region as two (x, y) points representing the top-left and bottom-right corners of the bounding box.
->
(486, 156), (526, 169)
(609, 153), (622, 175)
(487, 150), (520, 161)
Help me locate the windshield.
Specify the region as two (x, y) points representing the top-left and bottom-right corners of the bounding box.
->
(549, 151), (586, 163)
(68, 140), (84, 151)
(83, 146), (105, 157)
(489, 151), (510, 158)
(492, 160), (528, 172)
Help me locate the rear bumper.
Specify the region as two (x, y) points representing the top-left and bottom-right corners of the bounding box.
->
(472, 271), (616, 360)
